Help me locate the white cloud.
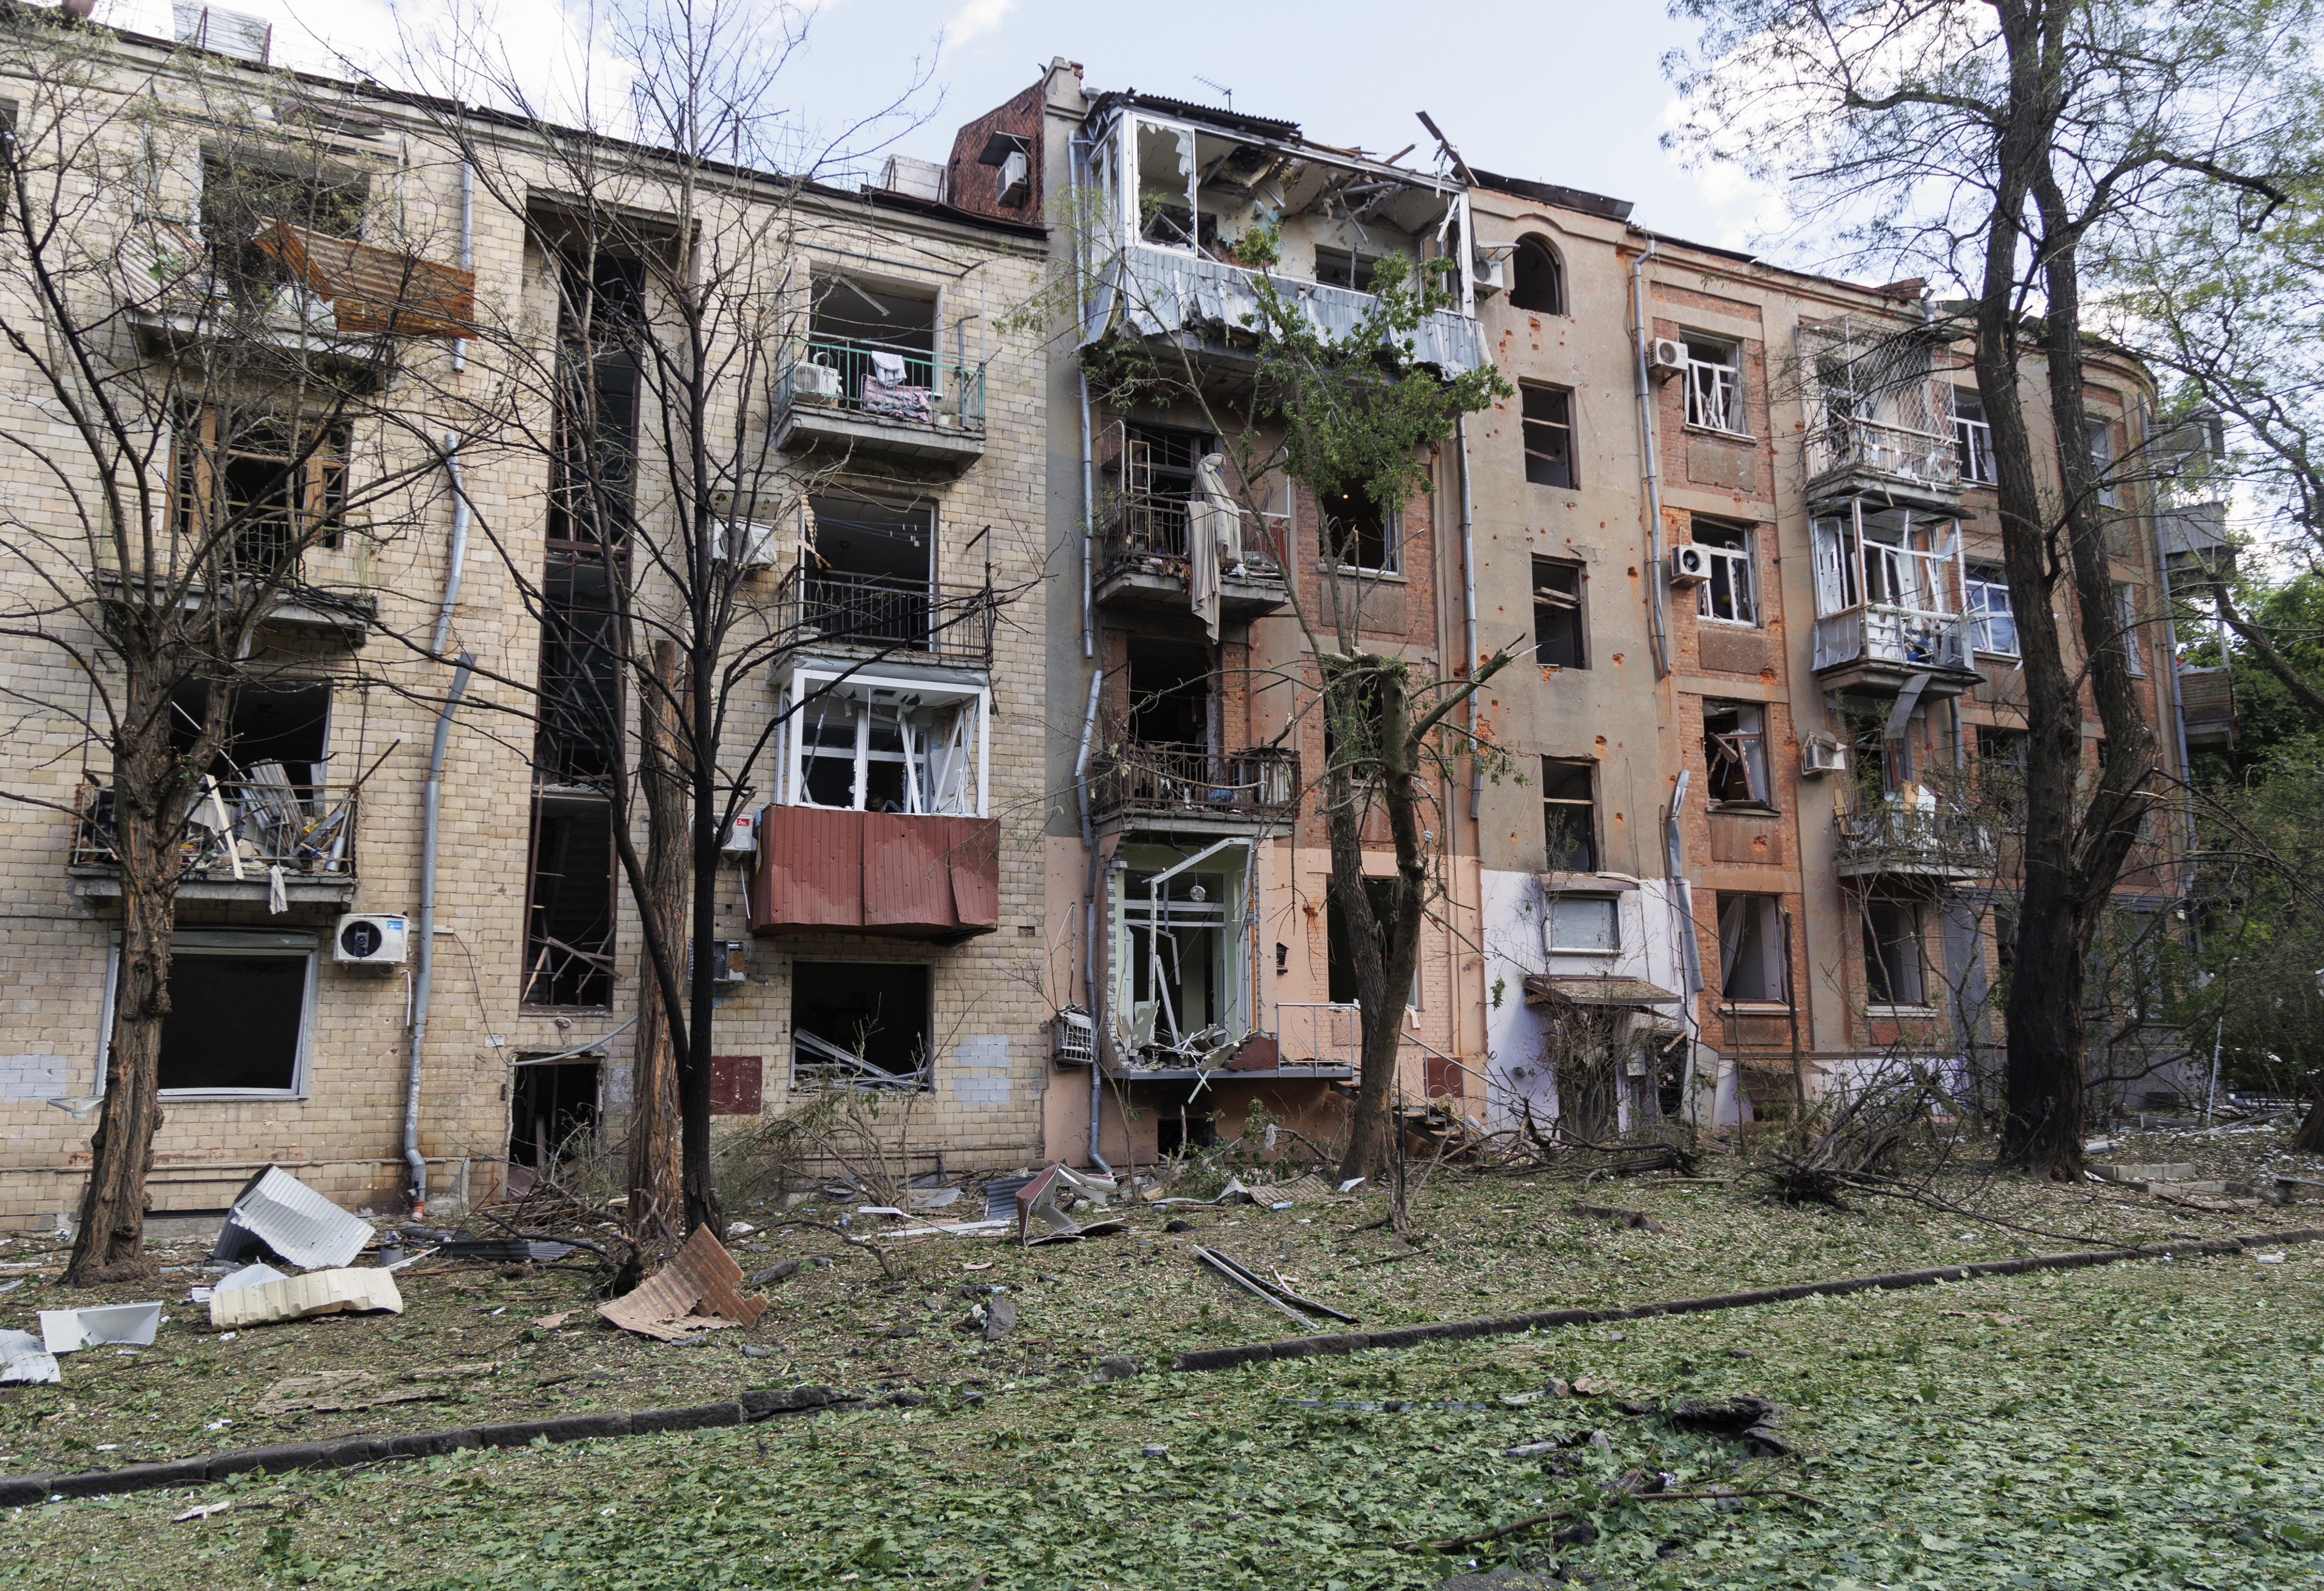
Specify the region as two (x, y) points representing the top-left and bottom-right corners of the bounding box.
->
(946, 0), (1014, 46)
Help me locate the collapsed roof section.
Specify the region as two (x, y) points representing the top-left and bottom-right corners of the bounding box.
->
(1075, 92), (1485, 376)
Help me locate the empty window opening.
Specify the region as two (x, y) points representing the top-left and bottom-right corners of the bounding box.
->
(1954, 389), (1995, 483)
(808, 274), (939, 418)
(1128, 868), (1238, 1052)
(1684, 336), (1743, 433)
(170, 679), (331, 790)
(150, 941), (312, 1093)
(1546, 894), (1618, 953)
(1313, 246), (1380, 292)
(1155, 1101), (1216, 1158)
(200, 151), (367, 306)
(1703, 702), (1771, 806)
(548, 347), (637, 550)
(1692, 519), (1757, 626)
(804, 494), (936, 648)
(535, 558), (620, 784)
(1327, 877), (1402, 1007)
(1716, 894), (1785, 1003)
(1319, 482), (1396, 572)
(1509, 235), (1564, 315)
(508, 1060), (601, 1170)
(1533, 557), (1586, 670)
(523, 795), (615, 1007)
(174, 408), (348, 572)
(1849, 710), (1910, 800)
(792, 961), (931, 1090)
(1136, 119), (1199, 250)
(1965, 562), (2017, 655)
(1522, 385), (1576, 488)
(1541, 757), (1599, 871)
(1863, 898), (1928, 1006)
(161, 682), (346, 873)
(1109, 422), (1211, 561)
(1125, 638), (1212, 750)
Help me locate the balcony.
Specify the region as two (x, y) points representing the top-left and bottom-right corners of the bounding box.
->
(69, 777), (358, 904)
(1094, 489), (1289, 621)
(1089, 733), (1300, 829)
(1804, 416), (1962, 509)
(1811, 604), (1981, 697)
(771, 335), (986, 473)
(1834, 803), (1992, 882)
(746, 806), (998, 943)
(772, 567), (996, 669)
(1082, 244), (1485, 377)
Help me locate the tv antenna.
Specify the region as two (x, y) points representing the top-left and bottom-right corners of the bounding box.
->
(1193, 74), (1232, 110)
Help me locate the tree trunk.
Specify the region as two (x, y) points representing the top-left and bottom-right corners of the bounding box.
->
(1333, 661), (1427, 1184)
(64, 685), (188, 1284)
(680, 520), (721, 1238)
(626, 639), (687, 1260)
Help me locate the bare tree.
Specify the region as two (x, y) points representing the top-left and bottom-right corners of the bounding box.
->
(1668, 0), (2311, 1177)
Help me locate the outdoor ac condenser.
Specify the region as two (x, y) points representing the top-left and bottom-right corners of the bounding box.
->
(333, 913), (409, 966)
(1800, 735), (1849, 777)
(1670, 543), (1712, 586)
(1648, 336), (1688, 375)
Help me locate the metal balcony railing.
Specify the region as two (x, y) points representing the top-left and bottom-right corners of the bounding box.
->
(1806, 415), (1962, 496)
(774, 565), (995, 666)
(774, 335), (986, 434)
(72, 775), (357, 881)
(1812, 604), (1972, 675)
(1834, 802), (1992, 878)
(1089, 735), (1300, 822)
(1100, 490), (1285, 587)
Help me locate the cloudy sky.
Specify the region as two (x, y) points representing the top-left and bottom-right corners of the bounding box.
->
(109, 0), (1787, 252)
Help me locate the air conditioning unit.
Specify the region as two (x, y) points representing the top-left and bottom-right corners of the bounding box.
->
(333, 913), (409, 966)
(1647, 336), (1688, 376)
(1800, 735), (1849, 777)
(1670, 543), (1712, 586)
(996, 149), (1030, 206)
(719, 520), (786, 572)
(1052, 1006), (1095, 1067)
(788, 360), (843, 404)
(1472, 246), (1511, 298)
(720, 804), (763, 857)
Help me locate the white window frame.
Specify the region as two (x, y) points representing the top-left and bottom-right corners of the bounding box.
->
(1692, 523), (1758, 626)
(776, 665), (990, 816)
(98, 928), (320, 1100)
(1684, 336), (1745, 434)
(2115, 583), (2145, 676)
(1129, 115), (1200, 256)
(1954, 403), (1996, 485)
(1715, 894), (1785, 1005)
(1965, 563), (2018, 656)
(1862, 898), (1931, 1010)
(1703, 701), (1772, 807)
(1545, 894), (1620, 956)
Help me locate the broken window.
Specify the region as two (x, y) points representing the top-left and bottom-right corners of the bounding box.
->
(158, 680), (349, 875)
(1112, 422), (1210, 560)
(1849, 710), (1909, 800)
(1691, 518), (1756, 626)
(134, 933), (316, 1094)
(779, 668), (985, 815)
(1313, 246), (1381, 292)
(173, 408), (349, 573)
(1326, 877), (1401, 1007)
(1965, 562), (2017, 655)
(1954, 389), (1995, 483)
(1541, 757), (1599, 871)
(535, 557), (620, 784)
(522, 794), (615, 1007)
(508, 1059), (600, 1168)
(1546, 894), (1618, 953)
(1703, 702), (1771, 806)
(1533, 557), (1586, 670)
(1126, 638), (1212, 750)
(1510, 235), (1564, 315)
(804, 493), (936, 648)
(2115, 582), (2145, 675)
(1126, 865), (1243, 1052)
(807, 274), (939, 420)
(1320, 482), (1396, 572)
(792, 961), (931, 1090)
(547, 250), (642, 550)
(200, 150), (367, 307)
(1684, 335), (1743, 433)
(1521, 385), (1576, 488)
(1716, 894), (1784, 1003)
(1863, 898), (1928, 1006)
(1135, 119), (1198, 250)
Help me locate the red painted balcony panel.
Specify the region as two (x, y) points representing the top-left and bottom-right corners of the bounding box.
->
(749, 808), (998, 942)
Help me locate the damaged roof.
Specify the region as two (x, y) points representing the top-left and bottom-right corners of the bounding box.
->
(1469, 168), (1634, 223)
(1085, 90), (1301, 143)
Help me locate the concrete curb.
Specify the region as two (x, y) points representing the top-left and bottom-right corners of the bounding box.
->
(7, 1226), (2317, 1505)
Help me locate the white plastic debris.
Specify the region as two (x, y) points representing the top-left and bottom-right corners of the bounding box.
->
(215, 1263), (289, 1295)
(211, 1164), (372, 1271)
(0, 1328), (59, 1385)
(2254, 1251), (2287, 1264)
(39, 1302), (161, 1354)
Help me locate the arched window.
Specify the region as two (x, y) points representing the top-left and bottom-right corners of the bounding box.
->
(1510, 234), (1565, 315)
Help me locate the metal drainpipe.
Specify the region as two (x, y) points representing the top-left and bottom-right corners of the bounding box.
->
(430, 436), (471, 656)
(2137, 393), (2200, 870)
(1629, 239), (1670, 678)
(451, 157), (473, 373)
(1457, 412), (1482, 820)
(1073, 668), (1112, 1175)
(405, 655), (474, 1213)
(1079, 370), (1096, 659)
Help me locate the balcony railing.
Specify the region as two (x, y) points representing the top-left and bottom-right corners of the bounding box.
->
(1806, 416), (1961, 497)
(1812, 604), (1972, 675)
(1089, 736), (1300, 822)
(774, 566), (996, 667)
(1834, 802), (1992, 879)
(774, 335), (986, 434)
(72, 776), (357, 881)
(1101, 490), (1284, 584)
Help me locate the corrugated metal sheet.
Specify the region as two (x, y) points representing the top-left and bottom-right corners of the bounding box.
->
(750, 805), (864, 931)
(749, 808), (999, 939)
(254, 222), (476, 339)
(864, 813), (952, 929)
(948, 819), (1001, 929)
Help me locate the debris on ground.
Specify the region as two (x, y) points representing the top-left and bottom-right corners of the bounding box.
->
(38, 1301), (161, 1353)
(209, 1267), (403, 1329)
(1015, 1164), (1128, 1246)
(0, 1328), (60, 1384)
(1571, 1202), (1664, 1233)
(597, 1224), (767, 1341)
(1193, 1246), (1358, 1330)
(746, 1259), (800, 1286)
(1093, 1354), (1142, 1381)
(254, 1370), (450, 1416)
(211, 1164), (373, 1270)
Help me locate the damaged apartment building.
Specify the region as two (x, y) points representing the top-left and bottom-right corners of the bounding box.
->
(0, 14), (1054, 1232)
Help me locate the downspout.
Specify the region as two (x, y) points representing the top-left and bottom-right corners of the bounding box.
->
(1457, 412), (1482, 821)
(1079, 370), (1096, 659)
(405, 654), (474, 1213)
(451, 157), (473, 374)
(1074, 667), (1111, 1174)
(2137, 393), (2199, 870)
(1630, 239), (1670, 678)
(430, 435), (471, 657)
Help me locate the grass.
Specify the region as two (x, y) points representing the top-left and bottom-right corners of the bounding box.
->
(2, 1119), (2322, 1587)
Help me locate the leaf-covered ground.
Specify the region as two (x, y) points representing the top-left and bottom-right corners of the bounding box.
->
(2, 1121), (2322, 1588)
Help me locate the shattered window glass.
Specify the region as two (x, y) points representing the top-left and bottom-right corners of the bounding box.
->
(1136, 120), (1197, 250)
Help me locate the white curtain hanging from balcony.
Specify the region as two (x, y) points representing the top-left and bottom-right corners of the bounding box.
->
(1188, 451), (1235, 641)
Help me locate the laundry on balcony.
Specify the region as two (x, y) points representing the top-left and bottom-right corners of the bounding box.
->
(858, 347), (935, 421)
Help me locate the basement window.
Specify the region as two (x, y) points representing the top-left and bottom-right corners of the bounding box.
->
(102, 930), (317, 1097)
(792, 962), (931, 1091)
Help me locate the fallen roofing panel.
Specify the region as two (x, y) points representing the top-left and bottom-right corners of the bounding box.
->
(39, 1302), (161, 1354)
(0, 1328), (59, 1384)
(598, 1224), (768, 1341)
(1016, 1163), (1127, 1246)
(212, 1164), (374, 1270)
(209, 1267), (403, 1329)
